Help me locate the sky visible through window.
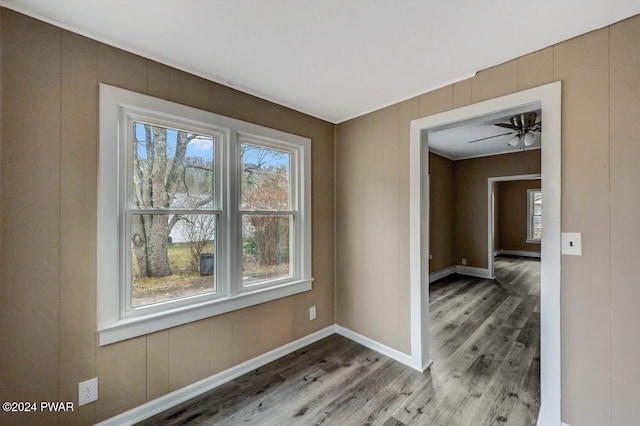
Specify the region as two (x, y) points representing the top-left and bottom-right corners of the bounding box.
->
(134, 123), (213, 161)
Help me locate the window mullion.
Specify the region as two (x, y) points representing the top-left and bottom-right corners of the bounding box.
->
(228, 130), (240, 297)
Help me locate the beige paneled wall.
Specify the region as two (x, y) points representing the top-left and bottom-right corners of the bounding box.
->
(428, 152), (454, 272)
(335, 104), (412, 354)
(427, 152), (541, 273)
(453, 151), (541, 268)
(335, 15), (640, 426)
(495, 180), (541, 254)
(554, 27), (612, 426)
(0, 9), (335, 425)
(610, 16), (640, 426)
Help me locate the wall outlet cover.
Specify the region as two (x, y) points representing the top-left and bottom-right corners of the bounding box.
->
(309, 305), (317, 321)
(78, 377), (98, 406)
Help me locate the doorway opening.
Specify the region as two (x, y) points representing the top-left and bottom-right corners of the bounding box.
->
(409, 82), (561, 425)
(488, 174), (542, 278)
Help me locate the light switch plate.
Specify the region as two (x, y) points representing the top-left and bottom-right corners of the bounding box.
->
(561, 232), (582, 256)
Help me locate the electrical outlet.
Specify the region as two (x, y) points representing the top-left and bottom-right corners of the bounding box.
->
(429, 254), (433, 260)
(309, 305), (317, 321)
(78, 377), (98, 406)
(461, 258), (467, 266)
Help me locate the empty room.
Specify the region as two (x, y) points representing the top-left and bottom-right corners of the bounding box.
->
(1, 2), (640, 426)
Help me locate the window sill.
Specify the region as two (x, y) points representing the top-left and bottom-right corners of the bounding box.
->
(526, 239), (541, 244)
(98, 278), (313, 346)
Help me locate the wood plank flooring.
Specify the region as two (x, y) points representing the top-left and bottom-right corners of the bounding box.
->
(138, 256), (540, 426)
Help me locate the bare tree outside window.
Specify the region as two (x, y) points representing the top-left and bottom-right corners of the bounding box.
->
(240, 143), (293, 284)
(130, 122), (216, 307)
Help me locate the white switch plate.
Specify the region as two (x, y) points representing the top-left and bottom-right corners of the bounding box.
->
(309, 306), (316, 321)
(562, 232), (582, 256)
(461, 258), (467, 265)
(78, 377), (98, 406)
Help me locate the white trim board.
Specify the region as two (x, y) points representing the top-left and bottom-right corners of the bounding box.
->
(429, 265), (456, 283)
(501, 249), (541, 258)
(455, 265), (494, 279)
(334, 325), (429, 371)
(96, 326), (336, 426)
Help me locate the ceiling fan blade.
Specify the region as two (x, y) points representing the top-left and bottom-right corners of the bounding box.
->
(529, 122), (542, 132)
(494, 123), (518, 130)
(467, 131), (514, 144)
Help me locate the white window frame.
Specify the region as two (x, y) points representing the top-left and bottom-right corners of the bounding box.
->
(526, 188), (542, 244)
(98, 84), (312, 346)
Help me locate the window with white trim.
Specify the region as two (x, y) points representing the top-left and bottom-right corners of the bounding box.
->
(527, 189), (542, 243)
(98, 84), (312, 345)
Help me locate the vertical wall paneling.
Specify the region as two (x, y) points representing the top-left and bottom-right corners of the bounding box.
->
(471, 60), (518, 103)
(96, 337), (147, 421)
(396, 97), (420, 354)
(554, 27), (612, 426)
(428, 153), (454, 272)
(0, 11), (61, 425)
(146, 330), (170, 401)
(610, 14), (640, 426)
(168, 320), (212, 391)
(59, 30), (99, 426)
(517, 47), (554, 91)
(380, 105), (402, 350)
(453, 78), (472, 108)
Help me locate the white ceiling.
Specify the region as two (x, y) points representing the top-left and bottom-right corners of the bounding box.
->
(428, 107), (542, 160)
(3, 0), (640, 123)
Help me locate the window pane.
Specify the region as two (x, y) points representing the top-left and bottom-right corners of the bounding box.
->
(133, 122), (214, 210)
(533, 191), (542, 215)
(131, 213), (216, 307)
(240, 143), (290, 210)
(242, 214), (292, 285)
(533, 215), (542, 240)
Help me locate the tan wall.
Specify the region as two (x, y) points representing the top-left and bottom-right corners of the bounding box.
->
(335, 15), (640, 426)
(428, 152), (454, 272)
(495, 180), (542, 253)
(0, 9), (335, 425)
(492, 182), (500, 250)
(453, 151), (540, 267)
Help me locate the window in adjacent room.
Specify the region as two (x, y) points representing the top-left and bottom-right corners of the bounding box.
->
(527, 188), (542, 243)
(97, 84), (312, 345)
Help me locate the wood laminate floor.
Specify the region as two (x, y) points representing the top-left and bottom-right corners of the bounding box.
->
(139, 256), (540, 426)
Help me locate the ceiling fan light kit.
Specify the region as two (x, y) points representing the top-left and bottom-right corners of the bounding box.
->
(523, 132), (536, 146)
(466, 111), (541, 151)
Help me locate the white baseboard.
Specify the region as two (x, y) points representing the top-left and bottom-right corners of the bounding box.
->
(494, 249), (503, 257)
(334, 325), (418, 370)
(429, 265), (456, 283)
(501, 249), (541, 258)
(96, 325), (336, 426)
(455, 265), (494, 279)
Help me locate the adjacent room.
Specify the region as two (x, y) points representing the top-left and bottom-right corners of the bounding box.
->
(1, 2), (640, 426)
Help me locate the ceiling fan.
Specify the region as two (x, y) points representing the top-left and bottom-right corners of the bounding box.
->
(467, 112), (541, 148)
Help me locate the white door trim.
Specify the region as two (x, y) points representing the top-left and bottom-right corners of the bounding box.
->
(409, 81), (562, 425)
